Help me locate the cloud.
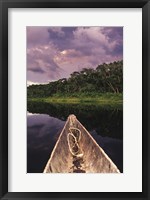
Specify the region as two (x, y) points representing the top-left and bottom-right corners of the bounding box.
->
(48, 27), (65, 38)
(27, 80), (43, 86)
(27, 42), (62, 81)
(27, 27), (50, 47)
(28, 66), (45, 74)
(27, 26), (123, 83)
(72, 27), (123, 61)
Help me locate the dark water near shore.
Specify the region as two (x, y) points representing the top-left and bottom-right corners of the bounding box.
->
(27, 101), (123, 173)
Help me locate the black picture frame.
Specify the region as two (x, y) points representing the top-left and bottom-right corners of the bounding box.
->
(0, 0), (150, 199)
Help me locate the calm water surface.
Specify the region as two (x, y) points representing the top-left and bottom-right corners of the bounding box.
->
(27, 102), (123, 173)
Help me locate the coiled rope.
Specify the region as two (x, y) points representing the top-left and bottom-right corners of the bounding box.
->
(67, 127), (83, 157)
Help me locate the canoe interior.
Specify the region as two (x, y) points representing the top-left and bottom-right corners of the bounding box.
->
(44, 115), (120, 173)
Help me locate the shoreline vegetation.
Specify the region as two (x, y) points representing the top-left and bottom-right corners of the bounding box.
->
(28, 93), (123, 106)
(27, 60), (123, 106)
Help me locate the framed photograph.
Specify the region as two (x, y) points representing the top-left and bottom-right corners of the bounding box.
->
(0, 0), (149, 199)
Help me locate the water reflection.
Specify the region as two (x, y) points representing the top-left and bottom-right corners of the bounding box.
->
(27, 113), (65, 173)
(28, 101), (123, 139)
(27, 102), (123, 173)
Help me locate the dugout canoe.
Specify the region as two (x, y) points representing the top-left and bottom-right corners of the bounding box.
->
(44, 114), (120, 173)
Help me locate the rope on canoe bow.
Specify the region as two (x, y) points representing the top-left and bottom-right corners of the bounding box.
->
(67, 127), (83, 157)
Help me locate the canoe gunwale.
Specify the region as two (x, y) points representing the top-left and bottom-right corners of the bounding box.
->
(43, 116), (70, 173)
(77, 119), (120, 173)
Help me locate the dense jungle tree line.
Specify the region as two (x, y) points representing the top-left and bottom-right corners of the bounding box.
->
(27, 60), (123, 98)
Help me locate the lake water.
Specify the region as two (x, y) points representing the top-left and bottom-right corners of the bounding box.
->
(27, 101), (123, 173)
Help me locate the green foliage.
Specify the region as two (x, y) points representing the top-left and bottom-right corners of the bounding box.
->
(27, 60), (123, 98)
(28, 93), (122, 107)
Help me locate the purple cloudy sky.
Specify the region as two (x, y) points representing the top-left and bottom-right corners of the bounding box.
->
(27, 26), (123, 85)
